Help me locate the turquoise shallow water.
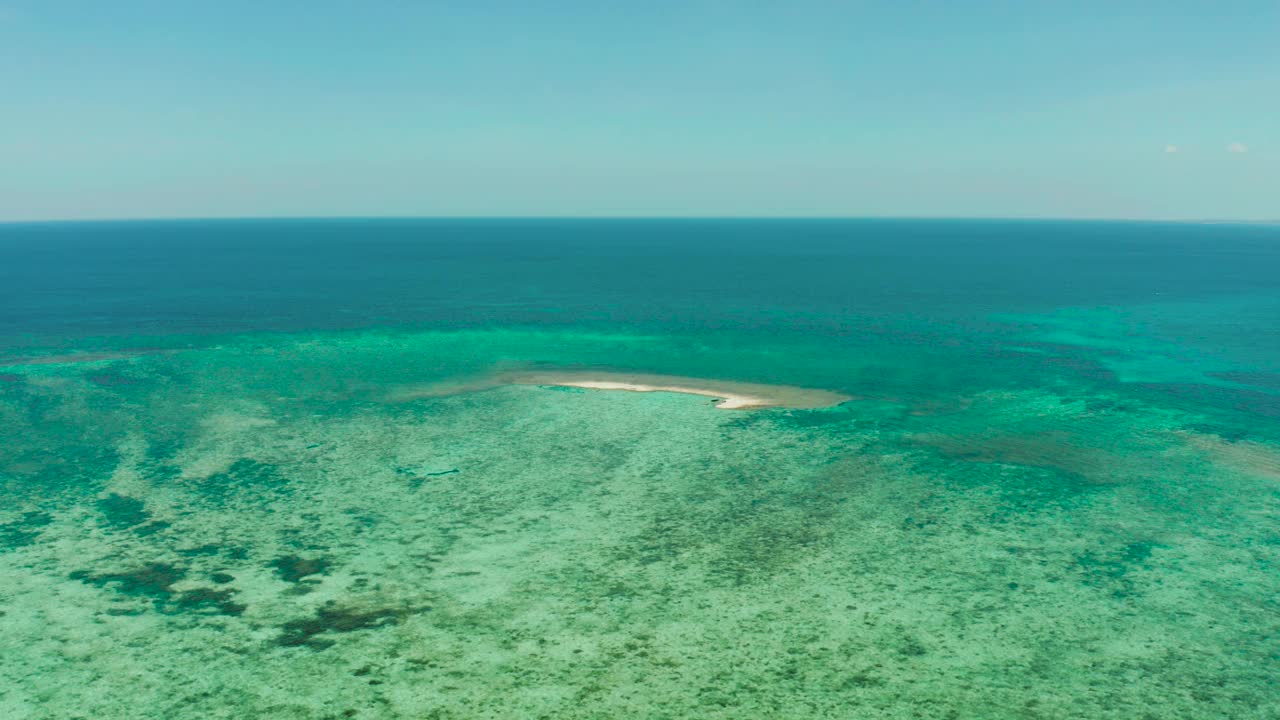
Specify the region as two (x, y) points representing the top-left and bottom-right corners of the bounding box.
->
(2, 219), (1279, 718)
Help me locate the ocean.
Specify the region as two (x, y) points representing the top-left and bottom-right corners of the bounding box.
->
(2, 218), (1278, 718)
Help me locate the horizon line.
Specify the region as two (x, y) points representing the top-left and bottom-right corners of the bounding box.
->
(2, 214), (1278, 227)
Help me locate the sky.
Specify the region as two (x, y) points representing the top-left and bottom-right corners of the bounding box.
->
(1, 1), (1277, 221)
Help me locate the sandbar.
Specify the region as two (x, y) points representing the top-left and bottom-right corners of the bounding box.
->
(389, 369), (851, 410)
(505, 370), (849, 410)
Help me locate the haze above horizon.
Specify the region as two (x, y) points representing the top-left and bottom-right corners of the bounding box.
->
(2, 1), (1276, 222)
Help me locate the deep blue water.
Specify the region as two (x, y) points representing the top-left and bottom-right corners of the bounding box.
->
(3, 218), (1278, 344)
(3, 218), (1279, 426)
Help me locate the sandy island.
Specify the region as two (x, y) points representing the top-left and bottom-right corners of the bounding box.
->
(532, 378), (773, 409)
(393, 370), (851, 410)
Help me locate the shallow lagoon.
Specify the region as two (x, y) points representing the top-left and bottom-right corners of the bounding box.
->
(2, 220), (1279, 718)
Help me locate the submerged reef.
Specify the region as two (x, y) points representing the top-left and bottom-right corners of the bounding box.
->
(275, 603), (412, 649)
(70, 563), (186, 603)
(269, 554), (331, 583)
(97, 493), (150, 528)
(69, 561), (246, 617)
(0, 511), (52, 550)
(2, 327), (1279, 720)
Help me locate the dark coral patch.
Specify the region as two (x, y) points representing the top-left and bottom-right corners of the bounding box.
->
(174, 587), (246, 616)
(72, 563), (248, 616)
(270, 555), (331, 583)
(97, 493), (150, 529)
(178, 543), (250, 560)
(1185, 422), (1250, 443)
(179, 544), (223, 557)
(0, 511), (53, 550)
(201, 458), (289, 500)
(85, 371), (139, 387)
(275, 603), (408, 649)
(141, 463), (183, 483)
(1074, 540), (1163, 598)
(71, 562), (186, 602)
(134, 520), (172, 536)
(1207, 370), (1280, 392)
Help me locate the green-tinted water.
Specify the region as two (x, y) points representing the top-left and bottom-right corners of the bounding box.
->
(2, 220), (1278, 718)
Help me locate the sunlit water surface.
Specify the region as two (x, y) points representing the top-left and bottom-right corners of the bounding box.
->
(2, 219), (1279, 719)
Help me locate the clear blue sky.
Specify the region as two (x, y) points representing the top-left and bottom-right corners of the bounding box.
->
(1, 1), (1276, 220)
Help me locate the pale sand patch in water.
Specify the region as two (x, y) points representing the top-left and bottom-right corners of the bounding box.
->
(1180, 431), (1280, 481)
(392, 370), (851, 410)
(0, 348), (175, 368)
(0, 351), (139, 367)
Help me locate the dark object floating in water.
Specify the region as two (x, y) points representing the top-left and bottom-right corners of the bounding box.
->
(539, 384), (586, 393)
(396, 466), (459, 478)
(269, 554), (331, 583)
(397, 466), (460, 489)
(275, 602), (410, 649)
(210, 572), (235, 584)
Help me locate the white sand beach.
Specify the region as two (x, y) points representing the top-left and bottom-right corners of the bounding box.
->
(391, 370), (852, 410)
(521, 377), (772, 409)
(500, 370), (852, 410)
